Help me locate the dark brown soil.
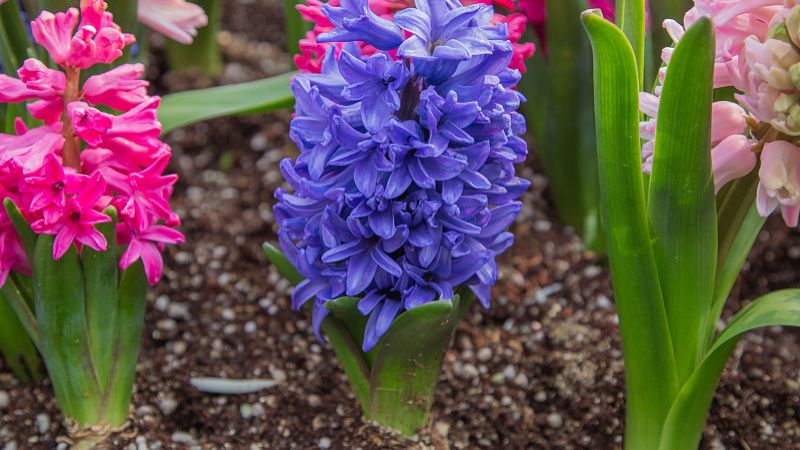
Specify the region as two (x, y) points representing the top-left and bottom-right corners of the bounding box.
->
(1, 1), (799, 449)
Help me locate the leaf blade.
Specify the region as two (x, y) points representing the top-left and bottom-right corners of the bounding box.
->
(583, 11), (678, 448)
(659, 289), (800, 450)
(158, 72), (295, 133)
(647, 17), (716, 383)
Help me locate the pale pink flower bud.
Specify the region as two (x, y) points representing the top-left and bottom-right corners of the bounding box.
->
(137, 0), (209, 45)
(711, 101), (748, 145)
(757, 140), (800, 226)
(31, 9), (80, 65)
(0, 75), (38, 103)
(83, 64), (149, 111)
(711, 135), (757, 192)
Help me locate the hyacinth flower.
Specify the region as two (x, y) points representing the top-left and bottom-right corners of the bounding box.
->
(266, 0), (529, 435)
(0, 1), (183, 446)
(584, 1), (800, 449)
(293, 0), (536, 74)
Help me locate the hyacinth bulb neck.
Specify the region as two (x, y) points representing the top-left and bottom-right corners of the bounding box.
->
(61, 66), (82, 170)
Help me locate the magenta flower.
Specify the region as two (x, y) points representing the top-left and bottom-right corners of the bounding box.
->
(0, 0), (182, 284)
(120, 224), (185, 285)
(32, 172), (111, 259)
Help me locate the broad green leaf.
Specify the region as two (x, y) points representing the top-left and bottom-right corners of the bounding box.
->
(647, 17), (716, 383)
(82, 207), (119, 390)
(5, 199), (37, 262)
(617, 0), (646, 84)
(284, 0), (311, 61)
(0, 290), (41, 384)
(368, 297), (459, 435)
(159, 72), (295, 133)
(104, 261), (148, 426)
(583, 11), (678, 449)
(325, 296), (378, 368)
(659, 289), (800, 450)
(1, 276), (39, 347)
(541, 0), (603, 251)
(33, 235), (102, 423)
(263, 242), (303, 285)
(707, 201), (765, 347)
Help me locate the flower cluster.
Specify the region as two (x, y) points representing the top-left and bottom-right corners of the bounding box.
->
(295, 0), (535, 74)
(0, 0), (183, 285)
(138, 0), (209, 45)
(276, 0), (530, 350)
(641, 0), (800, 227)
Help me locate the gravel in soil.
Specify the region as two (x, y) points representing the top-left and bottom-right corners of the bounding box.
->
(1, 1), (799, 449)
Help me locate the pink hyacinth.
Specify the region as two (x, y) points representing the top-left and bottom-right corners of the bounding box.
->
(137, 0), (209, 45)
(0, 1), (183, 284)
(294, 0), (536, 74)
(643, 0), (800, 228)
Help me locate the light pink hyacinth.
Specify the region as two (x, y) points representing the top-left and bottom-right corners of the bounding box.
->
(0, 0), (183, 285)
(641, 0), (800, 228)
(138, 0), (209, 45)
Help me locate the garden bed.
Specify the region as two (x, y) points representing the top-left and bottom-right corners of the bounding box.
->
(0, 1), (798, 449)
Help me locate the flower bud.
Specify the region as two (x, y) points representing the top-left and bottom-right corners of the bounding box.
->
(785, 6), (800, 48)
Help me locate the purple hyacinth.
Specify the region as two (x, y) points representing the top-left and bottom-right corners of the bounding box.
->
(275, 0), (530, 351)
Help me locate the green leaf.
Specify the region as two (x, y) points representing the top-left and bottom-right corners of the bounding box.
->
(284, 0), (311, 61)
(262, 242), (303, 285)
(0, 0), (34, 76)
(617, 0), (646, 85)
(1, 277), (40, 348)
(647, 17), (716, 383)
(582, 11), (678, 449)
(4, 199), (37, 263)
(164, 0), (222, 76)
(540, 0), (603, 251)
(103, 261), (148, 427)
(707, 201), (765, 347)
(0, 290), (42, 384)
(659, 289), (800, 450)
(159, 72), (295, 133)
(325, 296), (377, 368)
(33, 235), (102, 424)
(367, 297), (459, 435)
(82, 208), (119, 390)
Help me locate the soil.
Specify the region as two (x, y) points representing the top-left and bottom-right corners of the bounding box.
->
(1, 1), (799, 449)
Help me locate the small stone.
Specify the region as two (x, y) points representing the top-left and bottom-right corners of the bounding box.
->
(546, 413), (563, 429)
(167, 303), (190, 320)
(534, 391), (547, 402)
(244, 321), (257, 333)
(270, 367), (287, 383)
(171, 432), (196, 444)
(2, 442), (16, 450)
(135, 436), (150, 450)
(159, 396), (178, 415)
(308, 395), (322, 407)
(490, 372), (505, 384)
(240, 403), (254, 419)
(157, 319), (177, 331)
(154, 295), (170, 311)
(36, 414), (50, 434)
(318, 437), (332, 449)
(173, 251), (192, 265)
(0, 391), (9, 409)
(462, 363), (479, 379)
(221, 308), (236, 321)
(476, 347), (492, 362)
(250, 133), (268, 152)
(172, 341), (188, 355)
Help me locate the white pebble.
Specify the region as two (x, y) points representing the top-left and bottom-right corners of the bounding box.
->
(36, 414), (50, 434)
(159, 396), (178, 415)
(0, 391), (9, 409)
(221, 308), (236, 321)
(546, 413), (563, 429)
(476, 347), (492, 362)
(318, 437), (332, 449)
(244, 321), (257, 333)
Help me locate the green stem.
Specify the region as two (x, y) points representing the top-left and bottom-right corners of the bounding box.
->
(165, 0), (222, 76)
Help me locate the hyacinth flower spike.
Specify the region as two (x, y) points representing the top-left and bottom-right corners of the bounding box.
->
(0, 1), (183, 446)
(267, 0), (530, 435)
